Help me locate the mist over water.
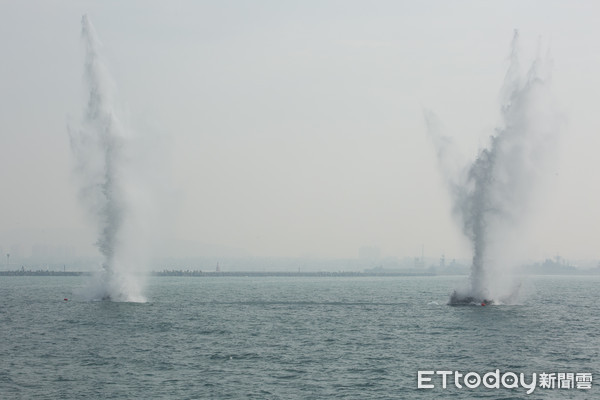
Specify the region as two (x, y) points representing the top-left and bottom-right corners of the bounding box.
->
(69, 15), (145, 302)
(426, 31), (559, 304)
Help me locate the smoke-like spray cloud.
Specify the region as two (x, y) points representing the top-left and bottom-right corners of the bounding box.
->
(69, 15), (145, 302)
(426, 31), (559, 304)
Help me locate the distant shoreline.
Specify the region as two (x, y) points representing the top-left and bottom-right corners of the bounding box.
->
(0, 270), (85, 276)
(0, 270), (436, 277)
(1, 269), (599, 277)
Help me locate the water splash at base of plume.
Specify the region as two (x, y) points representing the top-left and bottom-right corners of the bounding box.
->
(426, 31), (558, 306)
(69, 15), (145, 302)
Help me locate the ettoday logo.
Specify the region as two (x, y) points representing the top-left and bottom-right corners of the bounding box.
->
(418, 370), (592, 394)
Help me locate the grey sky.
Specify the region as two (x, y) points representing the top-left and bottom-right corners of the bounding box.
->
(1, 1), (599, 263)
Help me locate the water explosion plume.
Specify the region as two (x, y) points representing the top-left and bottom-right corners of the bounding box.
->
(426, 31), (558, 305)
(69, 15), (145, 302)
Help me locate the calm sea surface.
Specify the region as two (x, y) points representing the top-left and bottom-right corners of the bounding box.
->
(1, 275), (598, 399)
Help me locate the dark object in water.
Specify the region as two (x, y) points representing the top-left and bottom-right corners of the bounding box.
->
(448, 291), (493, 306)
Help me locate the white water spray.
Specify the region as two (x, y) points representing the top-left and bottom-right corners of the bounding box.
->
(69, 15), (145, 302)
(426, 31), (559, 305)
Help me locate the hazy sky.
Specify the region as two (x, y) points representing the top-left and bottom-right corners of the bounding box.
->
(1, 1), (599, 263)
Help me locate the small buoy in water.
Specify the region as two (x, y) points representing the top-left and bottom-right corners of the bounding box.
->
(64, 298), (68, 301)
(481, 302), (485, 306)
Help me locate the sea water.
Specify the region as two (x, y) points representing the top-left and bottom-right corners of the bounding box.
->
(1, 275), (598, 399)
